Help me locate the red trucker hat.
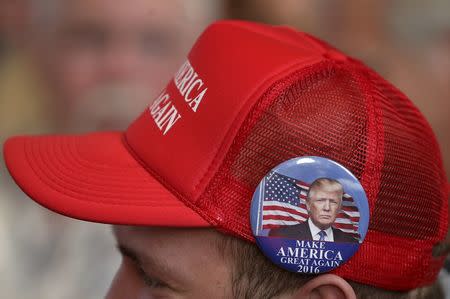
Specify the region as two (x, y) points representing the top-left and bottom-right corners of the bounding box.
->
(3, 20), (449, 291)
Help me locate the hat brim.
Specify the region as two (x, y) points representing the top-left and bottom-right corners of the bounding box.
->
(3, 132), (210, 227)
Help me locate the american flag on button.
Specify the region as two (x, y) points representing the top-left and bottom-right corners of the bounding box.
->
(260, 171), (361, 240)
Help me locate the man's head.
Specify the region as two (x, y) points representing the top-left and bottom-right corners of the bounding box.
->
(306, 178), (344, 230)
(23, 0), (215, 130)
(3, 20), (449, 298)
(105, 226), (442, 299)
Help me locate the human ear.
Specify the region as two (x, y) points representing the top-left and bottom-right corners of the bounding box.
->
(290, 274), (356, 299)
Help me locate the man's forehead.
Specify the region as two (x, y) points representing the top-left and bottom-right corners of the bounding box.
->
(112, 226), (225, 260)
(59, 0), (185, 24)
(113, 225), (221, 240)
(33, 0), (186, 30)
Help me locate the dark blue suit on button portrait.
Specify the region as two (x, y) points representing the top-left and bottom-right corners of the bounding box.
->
(269, 220), (358, 243)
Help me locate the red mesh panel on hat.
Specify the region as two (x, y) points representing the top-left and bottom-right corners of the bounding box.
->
(364, 67), (448, 241)
(197, 61), (376, 239)
(195, 58), (448, 290)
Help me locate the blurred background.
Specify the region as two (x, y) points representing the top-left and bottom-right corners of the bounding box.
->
(0, 0), (449, 298)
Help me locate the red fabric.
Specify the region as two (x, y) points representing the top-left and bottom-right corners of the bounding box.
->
(3, 133), (209, 227)
(125, 21), (324, 199)
(3, 20), (448, 291)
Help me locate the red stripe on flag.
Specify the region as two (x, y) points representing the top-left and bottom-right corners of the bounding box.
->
(263, 206), (308, 218)
(262, 215), (302, 222)
(333, 223), (359, 230)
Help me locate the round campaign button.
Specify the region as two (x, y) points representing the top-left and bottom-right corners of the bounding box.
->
(250, 156), (369, 274)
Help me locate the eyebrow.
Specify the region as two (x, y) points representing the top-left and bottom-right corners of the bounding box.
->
(116, 243), (168, 274)
(115, 243), (186, 290)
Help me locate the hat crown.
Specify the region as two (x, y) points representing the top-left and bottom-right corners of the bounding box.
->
(126, 20), (448, 290)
